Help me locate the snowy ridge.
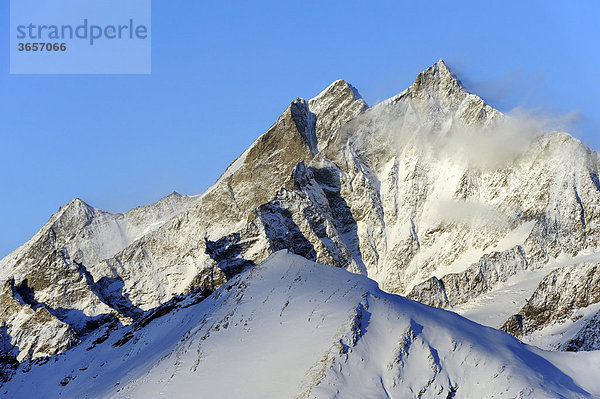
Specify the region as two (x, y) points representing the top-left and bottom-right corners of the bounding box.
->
(1, 252), (598, 398)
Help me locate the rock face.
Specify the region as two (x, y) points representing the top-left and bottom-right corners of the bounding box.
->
(408, 246), (529, 307)
(563, 310), (600, 351)
(501, 261), (600, 350)
(2, 59), (600, 367)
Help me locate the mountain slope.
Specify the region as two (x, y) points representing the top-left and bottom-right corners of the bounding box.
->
(1, 252), (597, 399)
(502, 259), (600, 350)
(2, 59), (600, 367)
(0, 78), (368, 361)
(0, 192), (196, 363)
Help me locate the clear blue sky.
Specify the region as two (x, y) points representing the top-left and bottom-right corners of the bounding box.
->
(1, 1), (599, 258)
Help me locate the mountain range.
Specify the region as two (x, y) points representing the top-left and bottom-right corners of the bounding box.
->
(1, 60), (599, 398)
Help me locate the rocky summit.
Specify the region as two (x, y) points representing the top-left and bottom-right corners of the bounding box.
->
(1, 60), (600, 397)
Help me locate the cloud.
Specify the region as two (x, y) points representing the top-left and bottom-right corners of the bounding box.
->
(448, 64), (548, 110)
(343, 96), (586, 171)
(507, 106), (584, 133)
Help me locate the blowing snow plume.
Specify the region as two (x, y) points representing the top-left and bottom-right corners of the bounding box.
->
(337, 60), (584, 173)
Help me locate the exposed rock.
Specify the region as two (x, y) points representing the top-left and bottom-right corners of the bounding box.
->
(501, 262), (600, 350)
(408, 246), (529, 307)
(562, 310), (600, 351)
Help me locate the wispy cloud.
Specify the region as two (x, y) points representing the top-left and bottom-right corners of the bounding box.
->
(343, 88), (586, 171)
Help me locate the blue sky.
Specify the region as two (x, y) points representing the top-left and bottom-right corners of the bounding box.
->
(1, 1), (599, 258)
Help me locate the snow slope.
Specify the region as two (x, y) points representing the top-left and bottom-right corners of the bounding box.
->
(2, 252), (597, 398)
(2, 59), (600, 371)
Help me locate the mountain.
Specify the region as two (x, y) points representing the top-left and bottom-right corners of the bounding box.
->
(2, 252), (598, 398)
(1, 60), (600, 394)
(501, 259), (600, 350)
(0, 192), (197, 363)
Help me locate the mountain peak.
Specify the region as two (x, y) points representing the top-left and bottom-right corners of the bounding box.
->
(435, 58), (451, 72)
(50, 198), (97, 234)
(306, 80), (368, 152)
(412, 59), (464, 94)
(329, 79), (363, 101)
(59, 197), (94, 216)
(166, 191), (182, 199)
(311, 79), (365, 104)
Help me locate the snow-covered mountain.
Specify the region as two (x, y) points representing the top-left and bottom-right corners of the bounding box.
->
(2, 60), (600, 395)
(2, 252), (599, 398)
